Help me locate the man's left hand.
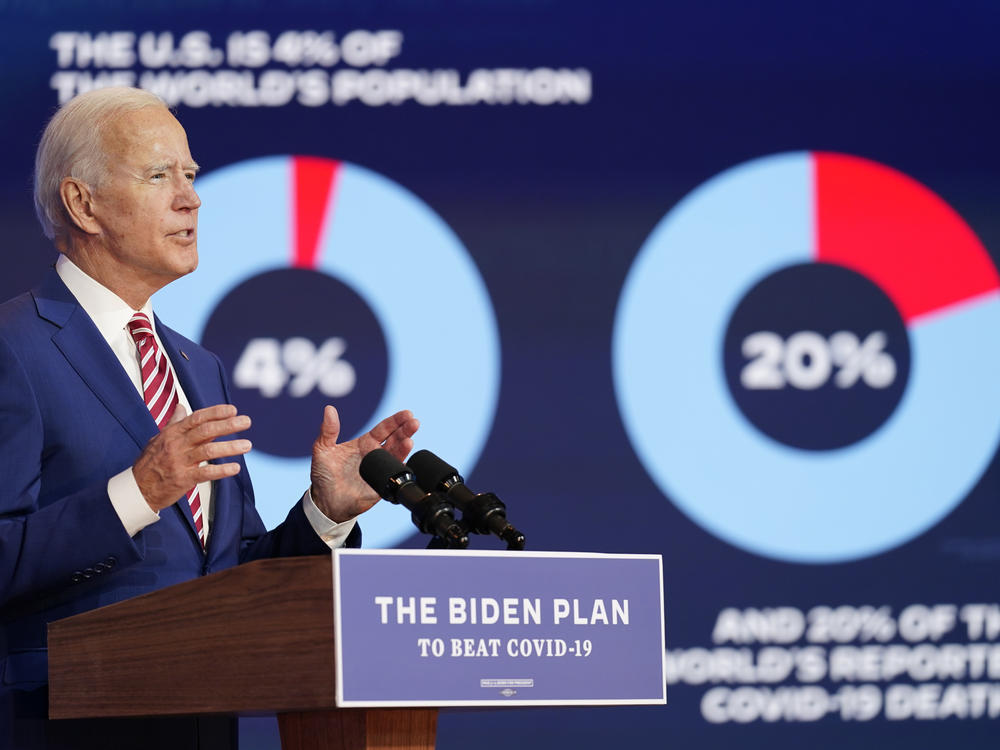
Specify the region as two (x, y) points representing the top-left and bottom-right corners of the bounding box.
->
(310, 405), (419, 523)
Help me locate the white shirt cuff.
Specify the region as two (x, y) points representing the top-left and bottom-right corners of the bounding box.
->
(303, 487), (358, 549)
(108, 467), (161, 537)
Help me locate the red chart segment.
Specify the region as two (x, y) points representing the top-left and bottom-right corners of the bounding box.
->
(292, 156), (341, 270)
(813, 151), (999, 324)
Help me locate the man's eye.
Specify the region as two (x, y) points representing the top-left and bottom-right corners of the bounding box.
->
(150, 173), (165, 181)
(185, 173), (196, 182)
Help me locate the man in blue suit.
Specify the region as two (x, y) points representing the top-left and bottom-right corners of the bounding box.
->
(0, 87), (419, 748)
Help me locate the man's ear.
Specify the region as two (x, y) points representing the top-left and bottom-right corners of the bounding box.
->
(59, 177), (101, 235)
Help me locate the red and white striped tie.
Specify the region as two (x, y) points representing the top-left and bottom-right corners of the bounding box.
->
(127, 312), (207, 549)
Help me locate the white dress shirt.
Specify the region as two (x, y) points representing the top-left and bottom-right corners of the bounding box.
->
(55, 254), (356, 548)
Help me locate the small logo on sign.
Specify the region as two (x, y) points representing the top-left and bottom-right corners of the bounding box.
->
(500, 688), (517, 697)
(480, 678), (533, 689)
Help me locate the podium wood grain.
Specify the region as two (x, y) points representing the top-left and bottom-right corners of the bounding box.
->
(47, 556), (437, 750)
(278, 708), (437, 750)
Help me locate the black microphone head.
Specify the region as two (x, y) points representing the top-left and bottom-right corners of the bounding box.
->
(360, 448), (411, 500)
(407, 449), (461, 491)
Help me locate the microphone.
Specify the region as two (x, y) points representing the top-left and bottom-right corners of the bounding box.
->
(359, 449), (468, 548)
(406, 450), (525, 551)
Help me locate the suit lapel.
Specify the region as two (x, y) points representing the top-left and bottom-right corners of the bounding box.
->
(34, 269), (211, 554)
(157, 320), (233, 557)
(156, 320), (210, 413)
(154, 320), (214, 550)
(34, 270), (157, 451)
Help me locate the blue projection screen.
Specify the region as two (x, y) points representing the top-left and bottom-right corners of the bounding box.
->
(2, 1), (999, 747)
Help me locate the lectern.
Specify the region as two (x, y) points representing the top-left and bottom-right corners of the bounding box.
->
(47, 556), (436, 750)
(49, 550), (665, 748)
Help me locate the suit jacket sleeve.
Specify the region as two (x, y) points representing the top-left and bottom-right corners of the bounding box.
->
(212, 350), (362, 564)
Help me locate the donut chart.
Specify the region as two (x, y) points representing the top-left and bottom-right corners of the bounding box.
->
(156, 156), (501, 547)
(613, 151), (1000, 563)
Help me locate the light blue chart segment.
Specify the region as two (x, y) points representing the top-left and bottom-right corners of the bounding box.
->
(156, 157), (500, 547)
(319, 162), (501, 547)
(156, 157), (306, 535)
(612, 151), (1000, 563)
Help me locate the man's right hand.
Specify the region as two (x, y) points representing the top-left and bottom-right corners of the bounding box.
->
(133, 404), (252, 512)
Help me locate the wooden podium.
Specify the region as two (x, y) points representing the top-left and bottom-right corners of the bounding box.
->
(47, 556), (437, 750)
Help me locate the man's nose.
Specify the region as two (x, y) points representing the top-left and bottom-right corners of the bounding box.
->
(174, 178), (201, 211)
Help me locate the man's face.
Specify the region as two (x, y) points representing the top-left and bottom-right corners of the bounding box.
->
(87, 106), (201, 300)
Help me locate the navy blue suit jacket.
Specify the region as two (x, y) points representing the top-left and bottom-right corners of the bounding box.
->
(0, 269), (359, 746)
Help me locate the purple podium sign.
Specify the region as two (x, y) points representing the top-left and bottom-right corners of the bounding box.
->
(332, 549), (666, 707)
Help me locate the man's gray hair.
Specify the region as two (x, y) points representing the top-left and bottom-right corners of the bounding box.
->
(34, 87), (168, 241)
